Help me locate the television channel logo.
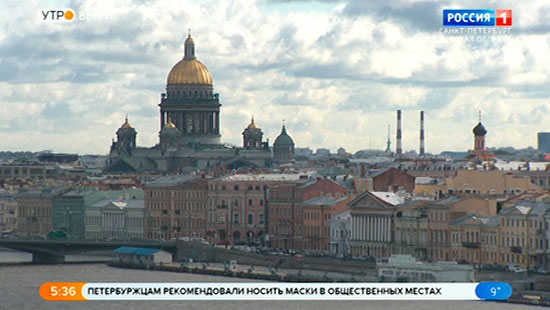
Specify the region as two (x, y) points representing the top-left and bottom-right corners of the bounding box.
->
(41, 9), (75, 22)
(443, 9), (512, 27)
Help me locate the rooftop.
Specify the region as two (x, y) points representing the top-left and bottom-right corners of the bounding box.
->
(302, 195), (348, 206)
(216, 174), (305, 182)
(146, 175), (201, 188)
(89, 198), (144, 209)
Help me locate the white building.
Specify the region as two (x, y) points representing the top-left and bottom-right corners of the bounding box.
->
(329, 210), (351, 257)
(377, 254), (475, 282)
(348, 191), (397, 258)
(85, 198), (144, 239)
(112, 247), (172, 265)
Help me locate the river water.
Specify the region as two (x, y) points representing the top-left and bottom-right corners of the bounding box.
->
(0, 250), (541, 310)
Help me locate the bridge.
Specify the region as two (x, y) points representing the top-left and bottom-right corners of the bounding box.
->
(0, 239), (177, 263)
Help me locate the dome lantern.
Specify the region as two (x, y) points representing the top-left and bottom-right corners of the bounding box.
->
(184, 29), (196, 60)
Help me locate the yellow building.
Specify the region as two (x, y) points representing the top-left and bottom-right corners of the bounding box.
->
(498, 202), (550, 269)
(393, 201), (430, 260)
(449, 215), (499, 265)
(445, 169), (543, 196)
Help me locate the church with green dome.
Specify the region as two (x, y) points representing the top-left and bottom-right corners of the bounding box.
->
(106, 34), (295, 173)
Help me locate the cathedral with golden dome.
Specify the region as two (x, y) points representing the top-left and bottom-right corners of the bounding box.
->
(106, 34), (294, 173)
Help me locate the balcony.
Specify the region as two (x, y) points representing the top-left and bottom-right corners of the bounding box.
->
(462, 242), (480, 249)
(216, 205), (228, 209)
(510, 246), (522, 254)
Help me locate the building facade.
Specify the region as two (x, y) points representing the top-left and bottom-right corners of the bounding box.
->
(328, 210), (351, 257)
(498, 202), (550, 269)
(144, 175), (208, 240)
(538, 132), (550, 154)
(0, 192), (17, 234)
(268, 178), (346, 250)
(85, 198), (144, 239)
(348, 191), (396, 258)
(206, 174), (301, 245)
(302, 196), (349, 253)
(393, 201), (429, 260)
(52, 188), (143, 239)
(16, 191), (54, 236)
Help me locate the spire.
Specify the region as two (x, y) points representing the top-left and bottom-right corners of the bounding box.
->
(281, 119), (287, 134)
(184, 30), (196, 60)
(478, 109), (482, 123)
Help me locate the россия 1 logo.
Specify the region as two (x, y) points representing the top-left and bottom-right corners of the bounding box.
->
(443, 9), (512, 27)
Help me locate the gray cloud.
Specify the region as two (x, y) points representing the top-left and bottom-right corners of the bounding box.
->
(0, 0), (548, 154)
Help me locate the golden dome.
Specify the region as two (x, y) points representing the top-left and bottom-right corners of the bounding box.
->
(164, 119), (176, 128)
(121, 115), (132, 129)
(246, 115), (258, 129)
(167, 59), (212, 85)
(167, 33), (212, 85)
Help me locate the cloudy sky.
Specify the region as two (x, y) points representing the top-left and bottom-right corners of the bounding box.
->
(0, 0), (549, 155)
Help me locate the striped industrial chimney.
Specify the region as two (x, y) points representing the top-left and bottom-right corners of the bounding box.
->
(396, 110), (402, 155)
(420, 111), (425, 156)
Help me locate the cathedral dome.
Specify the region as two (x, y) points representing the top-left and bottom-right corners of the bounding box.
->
(473, 122), (487, 137)
(166, 34), (212, 85)
(274, 125), (294, 147)
(119, 115), (133, 129)
(167, 59), (212, 85)
(246, 116), (259, 130)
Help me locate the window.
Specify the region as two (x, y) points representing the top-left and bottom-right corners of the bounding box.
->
(234, 199), (239, 206)
(234, 185), (239, 190)
(233, 213), (239, 224)
(259, 213), (264, 224)
(221, 185), (226, 190)
(260, 199), (264, 206)
(248, 213), (253, 225)
(248, 199), (253, 206)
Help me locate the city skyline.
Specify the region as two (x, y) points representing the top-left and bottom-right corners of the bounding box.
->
(0, 0), (549, 155)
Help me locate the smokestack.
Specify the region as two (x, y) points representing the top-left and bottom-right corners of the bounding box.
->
(396, 110), (402, 155)
(420, 111), (425, 156)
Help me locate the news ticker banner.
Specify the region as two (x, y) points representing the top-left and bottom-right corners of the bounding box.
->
(39, 282), (512, 301)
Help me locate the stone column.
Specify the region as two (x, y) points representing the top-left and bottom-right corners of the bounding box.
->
(388, 216), (392, 242)
(350, 216), (357, 240)
(215, 112), (220, 134)
(377, 215), (381, 242)
(364, 215), (368, 241)
(193, 112), (201, 133)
